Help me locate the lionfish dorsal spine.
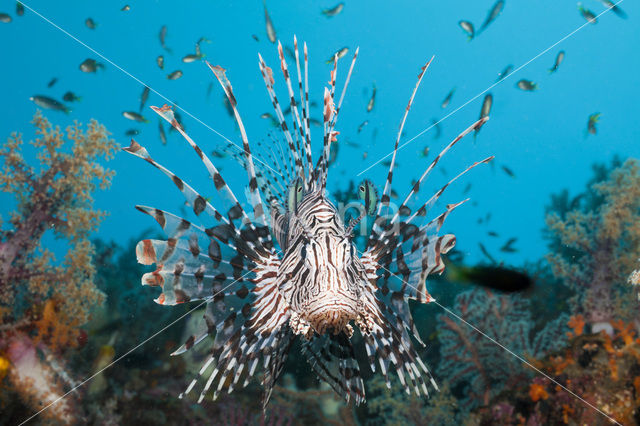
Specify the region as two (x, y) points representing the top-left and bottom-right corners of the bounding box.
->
(276, 41), (307, 180)
(258, 53), (307, 186)
(375, 56), (434, 221)
(293, 36), (314, 180)
(207, 63), (271, 235)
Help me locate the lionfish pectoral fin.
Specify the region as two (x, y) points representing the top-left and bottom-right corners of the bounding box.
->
(178, 253), (293, 403)
(359, 253), (438, 397)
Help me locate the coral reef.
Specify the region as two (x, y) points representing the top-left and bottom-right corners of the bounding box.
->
(364, 374), (459, 425)
(474, 319), (640, 425)
(0, 112), (116, 423)
(437, 289), (569, 409)
(546, 159), (640, 330)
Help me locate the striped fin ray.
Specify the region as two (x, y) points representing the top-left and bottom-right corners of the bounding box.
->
(258, 53), (307, 185)
(374, 57), (434, 222)
(207, 63), (270, 236)
(389, 117), (490, 227)
(175, 253), (292, 404)
(123, 141), (265, 263)
(301, 332), (365, 404)
(360, 284), (436, 396)
(150, 105), (271, 251)
(229, 139), (289, 208)
(303, 42), (312, 178)
(371, 201), (467, 304)
(319, 56), (338, 191)
(327, 47), (358, 145)
(261, 325), (295, 409)
(136, 238), (252, 305)
(293, 36), (313, 181)
(276, 41), (306, 179)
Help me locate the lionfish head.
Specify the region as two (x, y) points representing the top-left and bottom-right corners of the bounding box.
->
(279, 188), (365, 337)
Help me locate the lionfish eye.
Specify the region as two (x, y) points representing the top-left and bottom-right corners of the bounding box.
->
(301, 244), (307, 260)
(349, 244), (354, 258)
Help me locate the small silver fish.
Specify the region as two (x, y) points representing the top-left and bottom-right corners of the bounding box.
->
(16, 2), (24, 16)
(599, 0), (627, 19)
(182, 54), (202, 63)
(366, 83), (376, 112)
(47, 77), (58, 88)
(30, 95), (69, 113)
(167, 70), (183, 80)
(125, 128), (140, 136)
(139, 86), (150, 113)
(516, 79), (537, 91)
(326, 47), (348, 64)
(501, 165), (515, 177)
(322, 2), (345, 17)
(496, 64), (513, 82)
(122, 111), (148, 123)
(0, 13), (12, 23)
(419, 146), (430, 158)
(431, 118), (441, 139)
(79, 58), (103, 73)
(577, 3), (597, 24)
(357, 120), (369, 133)
(478, 0), (504, 34)
(158, 119), (167, 145)
(475, 94), (492, 139)
(85, 17), (97, 29)
(458, 20), (474, 40)
(156, 55), (164, 70)
(121, 5), (130, 11)
(159, 25), (171, 52)
(441, 88), (455, 109)
(264, 1), (277, 43)
(549, 51), (565, 74)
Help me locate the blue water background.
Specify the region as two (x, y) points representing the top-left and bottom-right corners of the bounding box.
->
(1, 0), (639, 266)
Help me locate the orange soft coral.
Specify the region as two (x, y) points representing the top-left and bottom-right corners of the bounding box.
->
(528, 383), (549, 402)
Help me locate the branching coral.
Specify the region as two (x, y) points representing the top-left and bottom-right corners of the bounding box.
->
(0, 112), (116, 423)
(476, 319), (640, 425)
(0, 111), (116, 348)
(437, 289), (569, 409)
(546, 159), (640, 329)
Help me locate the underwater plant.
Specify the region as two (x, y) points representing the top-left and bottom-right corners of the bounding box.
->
(545, 158), (640, 332)
(474, 318), (640, 425)
(437, 288), (569, 409)
(0, 111), (116, 423)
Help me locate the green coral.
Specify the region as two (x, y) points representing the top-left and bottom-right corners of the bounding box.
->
(545, 158), (640, 326)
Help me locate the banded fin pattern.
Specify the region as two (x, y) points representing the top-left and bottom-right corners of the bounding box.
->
(127, 37), (492, 408)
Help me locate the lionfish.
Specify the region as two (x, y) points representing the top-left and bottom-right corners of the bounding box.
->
(124, 37), (492, 408)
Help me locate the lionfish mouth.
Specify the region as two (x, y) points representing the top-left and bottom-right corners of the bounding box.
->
(306, 299), (357, 335)
(126, 34), (492, 409)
